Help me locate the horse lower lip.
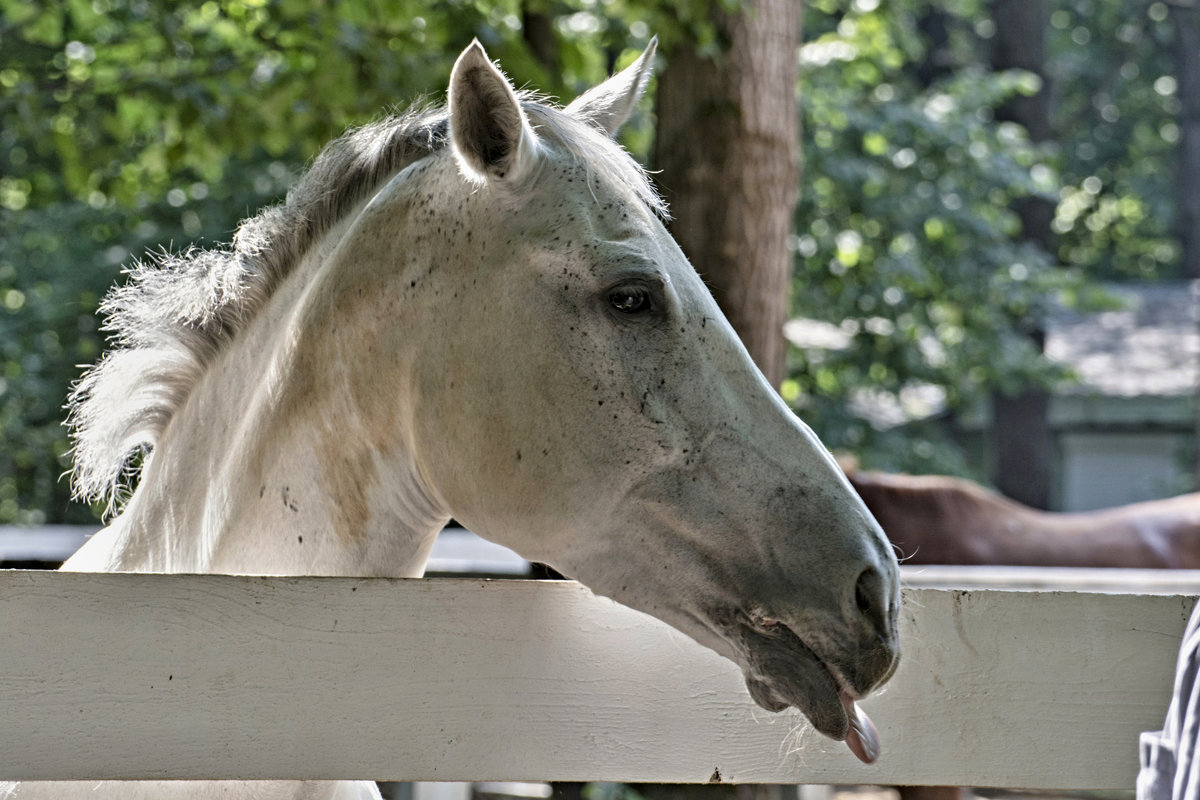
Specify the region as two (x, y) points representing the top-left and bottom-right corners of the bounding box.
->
(742, 664), (849, 741)
(739, 624), (850, 740)
(744, 675), (790, 712)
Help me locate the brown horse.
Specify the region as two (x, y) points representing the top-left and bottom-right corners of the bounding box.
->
(845, 468), (1200, 800)
(847, 469), (1200, 569)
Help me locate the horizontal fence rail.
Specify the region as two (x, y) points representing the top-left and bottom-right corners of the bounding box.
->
(0, 526), (531, 575)
(900, 565), (1200, 594)
(0, 570), (1194, 788)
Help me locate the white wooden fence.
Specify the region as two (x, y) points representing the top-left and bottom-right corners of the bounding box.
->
(1, 568), (1196, 789)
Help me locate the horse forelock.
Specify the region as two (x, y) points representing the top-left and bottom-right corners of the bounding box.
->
(68, 94), (664, 512)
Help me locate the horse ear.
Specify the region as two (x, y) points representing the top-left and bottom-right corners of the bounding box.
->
(449, 39), (539, 183)
(565, 37), (658, 137)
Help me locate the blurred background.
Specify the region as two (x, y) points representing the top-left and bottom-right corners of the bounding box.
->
(1, 0), (1196, 528)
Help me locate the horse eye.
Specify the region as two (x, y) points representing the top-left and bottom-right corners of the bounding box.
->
(609, 286), (653, 314)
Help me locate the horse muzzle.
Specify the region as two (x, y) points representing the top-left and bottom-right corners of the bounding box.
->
(730, 565), (900, 763)
(738, 618), (897, 761)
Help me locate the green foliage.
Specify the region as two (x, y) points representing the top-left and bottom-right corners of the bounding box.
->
(792, 0), (1073, 477)
(1048, 0), (1181, 279)
(0, 163), (296, 523)
(0, 0), (674, 207)
(790, 0), (1181, 478)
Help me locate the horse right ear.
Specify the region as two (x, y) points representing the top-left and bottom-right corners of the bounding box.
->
(449, 40), (539, 184)
(565, 37), (657, 137)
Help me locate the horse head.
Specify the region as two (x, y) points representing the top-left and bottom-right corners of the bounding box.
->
(325, 41), (901, 757)
(69, 40), (900, 764)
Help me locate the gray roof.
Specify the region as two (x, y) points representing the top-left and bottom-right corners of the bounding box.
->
(1046, 281), (1199, 398)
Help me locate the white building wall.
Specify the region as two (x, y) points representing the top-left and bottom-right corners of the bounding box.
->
(1058, 431), (1193, 511)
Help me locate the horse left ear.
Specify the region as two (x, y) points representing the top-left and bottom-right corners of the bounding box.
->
(565, 37), (658, 137)
(449, 39), (539, 183)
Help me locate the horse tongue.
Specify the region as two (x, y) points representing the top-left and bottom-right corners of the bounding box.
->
(840, 690), (880, 764)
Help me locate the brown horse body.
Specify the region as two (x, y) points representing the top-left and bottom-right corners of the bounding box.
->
(847, 470), (1200, 569)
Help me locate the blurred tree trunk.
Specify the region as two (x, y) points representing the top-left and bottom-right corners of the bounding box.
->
(988, 0), (1055, 510)
(915, 7), (954, 86)
(652, 0), (800, 390)
(521, 2), (559, 77)
(1175, 0), (1200, 280)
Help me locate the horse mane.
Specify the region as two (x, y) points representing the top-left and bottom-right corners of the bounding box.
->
(68, 95), (665, 512)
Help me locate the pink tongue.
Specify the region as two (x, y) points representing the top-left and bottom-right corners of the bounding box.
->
(840, 690), (880, 764)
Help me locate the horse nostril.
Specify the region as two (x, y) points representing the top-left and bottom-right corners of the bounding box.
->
(854, 565), (891, 639)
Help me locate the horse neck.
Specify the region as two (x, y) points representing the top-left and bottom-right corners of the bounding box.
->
(74, 213), (450, 577)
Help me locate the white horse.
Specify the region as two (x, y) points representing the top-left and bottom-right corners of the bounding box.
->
(3, 40), (899, 800)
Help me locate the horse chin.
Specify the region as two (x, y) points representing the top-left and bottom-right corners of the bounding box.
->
(740, 639), (849, 741)
(738, 625), (883, 765)
(739, 657), (844, 738)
